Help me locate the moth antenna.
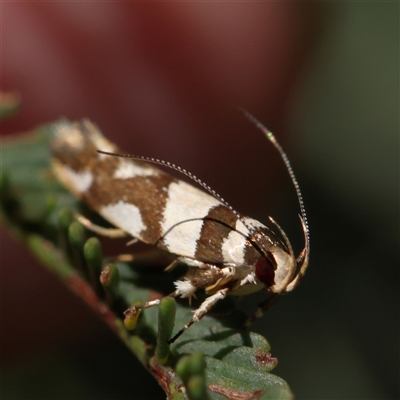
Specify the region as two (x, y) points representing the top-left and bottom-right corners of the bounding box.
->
(240, 109), (310, 262)
(97, 150), (242, 220)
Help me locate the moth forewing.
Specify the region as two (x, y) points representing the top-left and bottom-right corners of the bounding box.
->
(51, 115), (310, 343)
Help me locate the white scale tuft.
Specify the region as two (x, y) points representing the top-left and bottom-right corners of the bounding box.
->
(174, 279), (196, 299)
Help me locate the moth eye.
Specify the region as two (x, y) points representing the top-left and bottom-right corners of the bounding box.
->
(255, 257), (275, 286)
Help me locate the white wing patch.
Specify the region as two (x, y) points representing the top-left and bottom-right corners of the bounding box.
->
(113, 159), (159, 179)
(221, 230), (246, 266)
(163, 220), (204, 257)
(241, 217), (268, 232)
(100, 201), (145, 238)
(235, 218), (250, 236)
(54, 163), (93, 193)
(161, 181), (221, 257)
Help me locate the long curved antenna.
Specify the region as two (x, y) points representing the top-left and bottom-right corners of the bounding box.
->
(240, 109), (310, 265)
(97, 150), (242, 221)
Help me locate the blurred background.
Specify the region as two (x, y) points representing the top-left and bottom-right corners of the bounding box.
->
(1, 3), (398, 399)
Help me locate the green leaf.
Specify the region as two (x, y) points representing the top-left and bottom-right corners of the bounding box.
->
(1, 120), (293, 400)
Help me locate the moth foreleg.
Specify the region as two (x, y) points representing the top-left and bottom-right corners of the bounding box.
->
(74, 212), (128, 238)
(168, 287), (230, 344)
(244, 293), (280, 327)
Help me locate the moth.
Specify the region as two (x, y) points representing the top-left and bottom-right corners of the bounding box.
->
(51, 112), (309, 343)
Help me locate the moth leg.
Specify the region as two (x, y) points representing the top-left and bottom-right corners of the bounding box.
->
(124, 298), (162, 326)
(244, 293), (280, 327)
(106, 254), (136, 263)
(178, 256), (218, 269)
(164, 256), (213, 272)
(107, 247), (172, 263)
(75, 212), (128, 238)
(168, 287), (230, 344)
(123, 288), (182, 324)
(204, 266), (236, 293)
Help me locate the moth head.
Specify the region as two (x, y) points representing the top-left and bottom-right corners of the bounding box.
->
(262, 244), (296, 293)
(251, 215), (309, 294)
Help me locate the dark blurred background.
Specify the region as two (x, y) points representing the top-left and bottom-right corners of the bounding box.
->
(1, 3), (398, 399)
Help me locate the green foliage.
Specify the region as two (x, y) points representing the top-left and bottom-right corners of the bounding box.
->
(156, 297), (177, 364)
(1, 121), (293, 399)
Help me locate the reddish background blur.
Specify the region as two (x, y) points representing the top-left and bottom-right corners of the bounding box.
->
(2, 1), (316, 363)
